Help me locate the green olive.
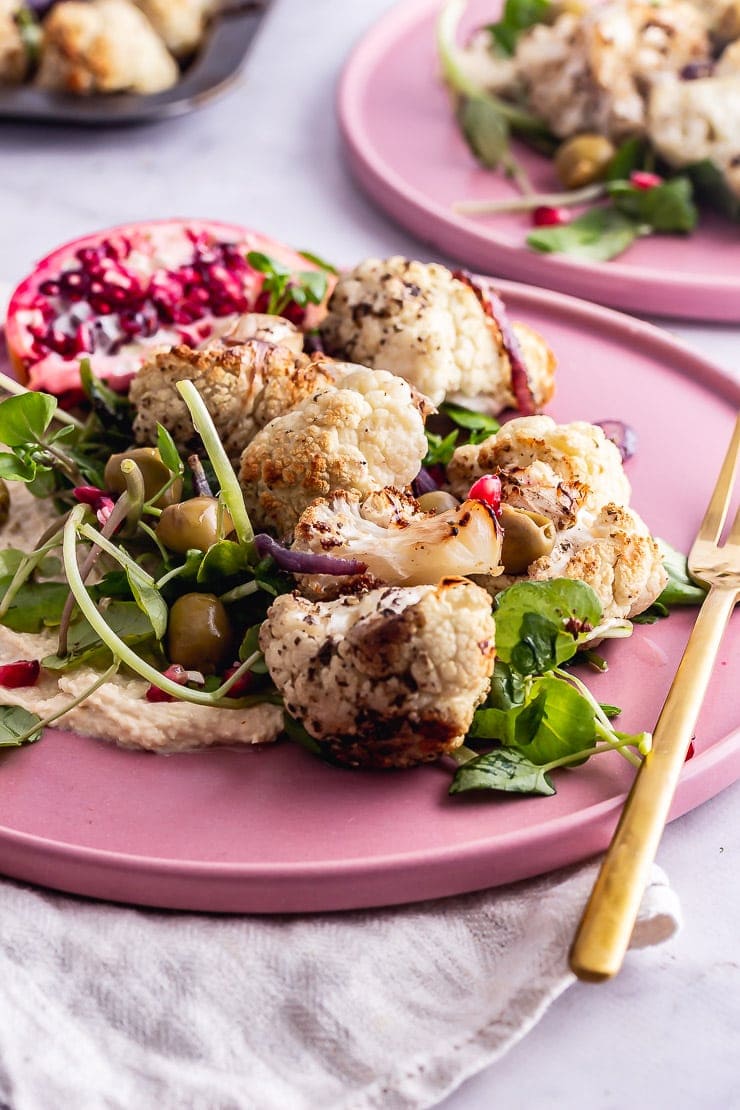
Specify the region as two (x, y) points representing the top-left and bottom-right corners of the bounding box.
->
(417, 490), (460, 515)
(155, 497), (234, 554)
(499, 505), (556, 575)
(167, 593), (234, 674)
(104, 447), (182, 508)
(551, 0), (587, 16)
(554, 134), (616, 190)
(0, 478), (9, 529)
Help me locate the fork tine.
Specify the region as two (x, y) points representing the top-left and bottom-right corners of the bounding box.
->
(727, 504), (740, 548)
(694, 414), (740, 546)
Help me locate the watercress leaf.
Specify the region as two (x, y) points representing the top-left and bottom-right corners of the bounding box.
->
(527, 207), (641, 261)
(238, 622), (268, 672)
(600, 703), (621, 719)
(470, 686), (546, 747)
(457, 95), (510, 169)
(655, 538), (707, 606)
(0, 705), (43, 748)
(197, 539), (251, 584)
(609, 176), (697, 233)
(282, 712), (322, 755)
(247, 250), (291, 278)
(78, 357), (133, 423)
(423, 429), (459, 467)
(686, 158), (740, 222)
(487, 0), (551, 56)
(126, 571), (168, 640)
(440, 402), (500, 437)
(0, 576), (70, 632)
(450, 747), (556, 796)
(485, 659), (526, 712)
(42, 601), (160, 671)
(290, 286), (308, 307)
(156, 423), (184, 477)
(298, 270), (328, 304)
(520, 675), (596, 764)
(0, 392), (57, 447)
(0, 451), (37, 483)
(606, 137), (648, 182)
(0, 549), (25, 577)
(494, 579), (603, 674)
(298, 250), (339, 275)
(92, 570), (133, 600)
(26, 465), (57, 497)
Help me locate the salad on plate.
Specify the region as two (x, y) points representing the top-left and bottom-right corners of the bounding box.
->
(0, 219), (703, 798)
(438, 0), (740, 260)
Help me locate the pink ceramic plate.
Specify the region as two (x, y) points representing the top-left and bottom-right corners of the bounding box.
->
(1, 283), (739, 914)
(338, 0), (740, 322)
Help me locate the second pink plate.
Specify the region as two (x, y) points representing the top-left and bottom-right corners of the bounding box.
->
(339, 0), (740, 322)
(1, 280), (739, 913)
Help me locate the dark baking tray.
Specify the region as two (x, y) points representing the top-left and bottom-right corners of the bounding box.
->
(0, 1), (269, 125)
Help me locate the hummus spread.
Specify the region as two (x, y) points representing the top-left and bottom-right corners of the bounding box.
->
(0, 484), (282, 753)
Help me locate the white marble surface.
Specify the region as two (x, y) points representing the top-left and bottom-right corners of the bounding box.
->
(1, 1), (739, 1106)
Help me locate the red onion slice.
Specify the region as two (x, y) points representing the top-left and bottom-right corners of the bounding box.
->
(254, 534), (367, 576)
(412, 467), (439, 497)
(452, 270), (536, 415)
(595, 420), (637, 462)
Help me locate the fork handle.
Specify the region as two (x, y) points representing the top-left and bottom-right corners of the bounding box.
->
(569, 585), (738, 982)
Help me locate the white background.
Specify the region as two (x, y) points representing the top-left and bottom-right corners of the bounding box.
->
(1, 1), (739, 1106)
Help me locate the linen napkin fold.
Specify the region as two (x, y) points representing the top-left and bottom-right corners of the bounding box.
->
(0, 860), (679, 1110)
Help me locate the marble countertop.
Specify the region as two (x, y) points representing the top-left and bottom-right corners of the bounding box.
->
(2, 1), (739, 1106)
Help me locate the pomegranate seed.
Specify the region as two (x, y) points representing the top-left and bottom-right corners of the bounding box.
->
(0, 660), (40, 688)
(685, 741), (695, 762)
(39, 279), (61, 297)
(467, 474), (502, 514)
(222, 664), (255, 697)
(532, 205), (570, 227)
(73, 485), (106, 506)
(630, 171), (663, 190)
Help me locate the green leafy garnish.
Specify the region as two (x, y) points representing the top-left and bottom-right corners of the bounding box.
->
(440, 402), (500, 443)
(487, 0), (551, 56)
(451, 747), (556, 796)
(298, 249), (339, 275)
(0, 576), (70, 633)
(246, 251), (328, 316)
(0, 705), (44, 748)
(609, 176), (697, 233)
(493, 579), (602, 673)
(423, 429), (459, 467)
(527, 207), (643, 261)
(686, 159), (740, 222)
(0, 392), (56, 446)
(605, 138), (649, 183)
(633, 538), (708, 623)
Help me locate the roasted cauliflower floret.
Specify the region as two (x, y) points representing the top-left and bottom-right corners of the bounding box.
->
(506, 503), (667, 621)
(448, 416), (630, 528)
(130, 340), (336, 465)
(36, 0), (179, 95)
(132, 0), (214, 57)
(260, 578), (496, 768)
(0, 1), (28, 84)
(648, 74), (740, 199)
(209, 312), (305, 355)
(292, 490), (503, 592)
(320, 257), (555, 412)
(239, 368), (428, 537)
(514, 1), (710, 139)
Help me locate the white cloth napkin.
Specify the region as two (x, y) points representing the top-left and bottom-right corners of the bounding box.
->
(0, 860), (679, 1110)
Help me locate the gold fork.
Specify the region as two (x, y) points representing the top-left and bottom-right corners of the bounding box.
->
(569, 413), (740, 983)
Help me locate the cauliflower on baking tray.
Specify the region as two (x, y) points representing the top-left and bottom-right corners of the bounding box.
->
(239, 367), (428, 538)
(447, 416), (630, 529)
(320, 257), (555, 412)
(132, 0), (214, 57)
(260, 578), (496, 768)
(36, 0), (179, 95)
(0, 1), (28, 84)
(512, 0), (710, 140)
(292, 490), (503, 592)
(130, 339), (336, 466)
(488, 503), (667, 622)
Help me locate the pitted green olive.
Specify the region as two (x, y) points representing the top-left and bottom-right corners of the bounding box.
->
(167, 593), (234, 674)
(499, 505), (556, 575)
(155, 497), (234, 554)
(417, 490), (460, 515)
(104, 448), (182, 508)
(0, 478), (9, 529)
(554, 134), (616, 190)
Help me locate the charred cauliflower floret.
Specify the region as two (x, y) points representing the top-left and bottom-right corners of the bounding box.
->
(448, 416), (630, 528)
(132, 0), (214, 57)
(239, 368), (428, 538)
(36, 0), (179, 95)
(260, 578), (496, 768)
(648, 74), (740, 199)
(130, 340), (336, 465)
(320, 257), (555, 412)
(0, 1), (28, 84)
(490, 503), (667, 622)
(292, 490), (503, 592)
(513, 0), (710, 140)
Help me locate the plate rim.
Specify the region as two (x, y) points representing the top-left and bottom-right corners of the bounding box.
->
(337, 0), (740, 321)
(1, 274), (739, 913)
